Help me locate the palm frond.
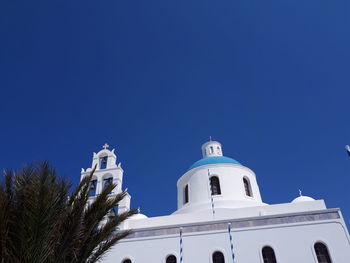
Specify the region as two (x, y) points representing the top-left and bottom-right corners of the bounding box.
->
(0, 162), (134, 263)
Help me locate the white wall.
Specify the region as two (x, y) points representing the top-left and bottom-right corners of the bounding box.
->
(104, 216), (350, 263)
(176, 164), (264, 214)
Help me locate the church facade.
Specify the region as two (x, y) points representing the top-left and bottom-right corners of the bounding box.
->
(81, 141), (350, 263)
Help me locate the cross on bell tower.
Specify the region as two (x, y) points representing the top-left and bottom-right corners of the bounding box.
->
(103, 143), (109, 150)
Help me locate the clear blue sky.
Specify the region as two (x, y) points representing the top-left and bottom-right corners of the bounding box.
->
(1, 0), (350, 225)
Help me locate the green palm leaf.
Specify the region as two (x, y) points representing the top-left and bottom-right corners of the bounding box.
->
(0, 162), (137, 263)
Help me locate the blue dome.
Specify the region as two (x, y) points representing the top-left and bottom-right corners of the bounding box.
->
(189, 156), (241, 170)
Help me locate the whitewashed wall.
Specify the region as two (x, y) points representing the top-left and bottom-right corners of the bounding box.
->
(104, 213), (350, 263)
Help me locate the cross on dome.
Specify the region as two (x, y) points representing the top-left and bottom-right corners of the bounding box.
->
(102, 143), (110, 150)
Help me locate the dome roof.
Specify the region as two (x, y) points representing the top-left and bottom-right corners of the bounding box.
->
(292, 196), (315, 203)
(129, 213), (148, 220)
(189, 156), (241, 170)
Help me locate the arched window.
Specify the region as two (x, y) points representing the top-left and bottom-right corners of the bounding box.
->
(89, 179), (97, 197)
(99, 156), (108, 169)
(103, 177), (113, 194)
(262, 246), (277, 263)
(122, 259), (131, 263)
(243, 177), (252, 197)
(212, 251), (225, 263)
(314, 242), (332, 263)
(166, 255), (177, 263)
(103, 177), (113, 188)
(184, 185), (189, 204)
(210, 176), (221, 195)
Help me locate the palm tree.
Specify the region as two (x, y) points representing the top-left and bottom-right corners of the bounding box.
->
(0, 162), (137, 263)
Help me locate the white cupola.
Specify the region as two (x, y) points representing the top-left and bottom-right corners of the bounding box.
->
(201, 140), (223, 157)
(174, 140), (266, 215)
(80, 143), (131, 215)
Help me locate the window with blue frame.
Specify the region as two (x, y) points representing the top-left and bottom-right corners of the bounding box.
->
(99, 156), (108, 169)
(103, 177), (113, 193)
(89, 179), (97, 197)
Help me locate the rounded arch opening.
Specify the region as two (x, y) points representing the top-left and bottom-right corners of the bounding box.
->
(210, 176), (221, 195)
(262, 246), (277, 263)
(102, 173), (113, 180)
(212, 251), (225, 263)
(243, 177), (253, 197)
(89, 175), (98, 197)
(98, 153), (108, 169)
(314, 242), (332, 263)
(166, 254), (177, 263)
(101, 173), (114, 195)
(184, 184), (189, 204)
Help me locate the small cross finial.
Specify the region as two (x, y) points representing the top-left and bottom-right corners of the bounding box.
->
(299, 189), (303, 196)
(209, 136), (212, 141)
(102, 143), (109, 150)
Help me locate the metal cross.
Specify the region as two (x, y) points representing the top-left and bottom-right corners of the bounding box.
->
(102, 143), (109, 149)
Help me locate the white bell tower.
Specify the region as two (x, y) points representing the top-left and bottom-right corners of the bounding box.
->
(80, 143), (131, 215)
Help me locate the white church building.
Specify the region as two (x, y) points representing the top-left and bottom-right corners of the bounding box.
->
(81, 141), (350, 263)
